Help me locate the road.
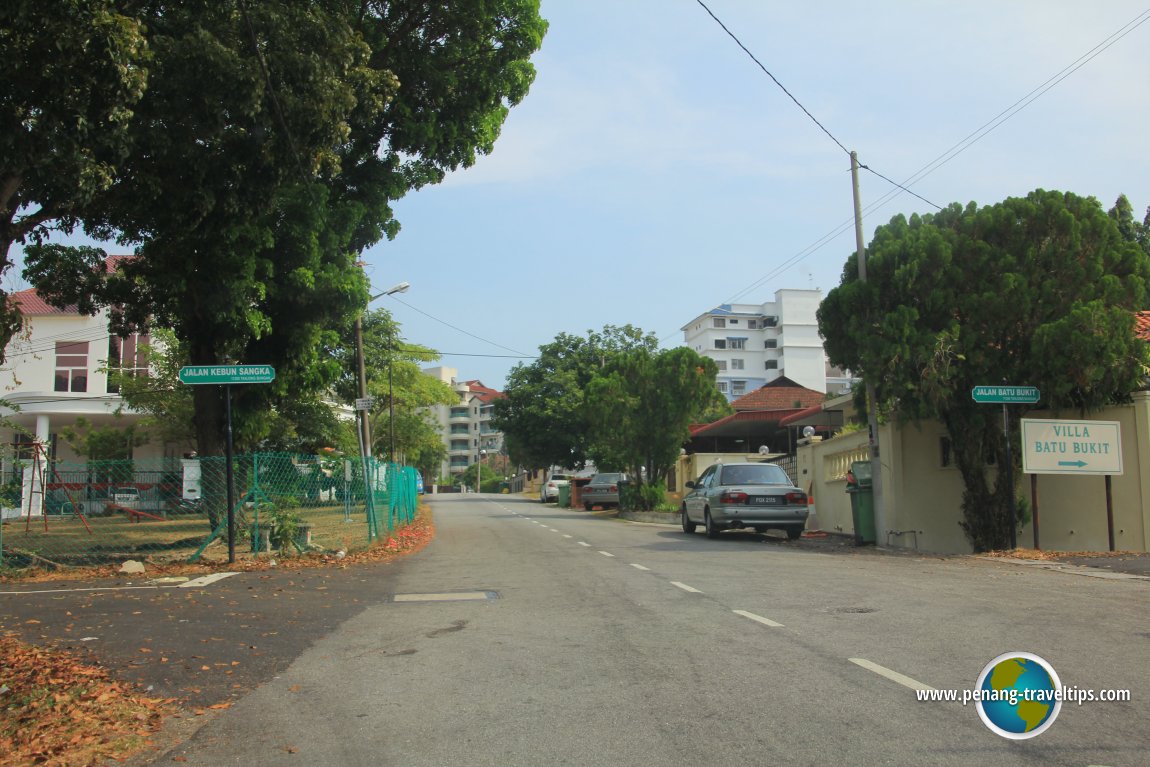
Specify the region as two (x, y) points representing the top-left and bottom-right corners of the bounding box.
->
(148, 493), (1146, 766)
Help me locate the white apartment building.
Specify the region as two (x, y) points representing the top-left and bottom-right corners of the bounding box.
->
(422, 366), (504, 482)
(681, 288), (852, 400)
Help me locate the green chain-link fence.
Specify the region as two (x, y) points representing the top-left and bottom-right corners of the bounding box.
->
(0, 453), (421, 571)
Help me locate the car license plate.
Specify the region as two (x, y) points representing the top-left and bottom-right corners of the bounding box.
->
(751, 496), (780, 505)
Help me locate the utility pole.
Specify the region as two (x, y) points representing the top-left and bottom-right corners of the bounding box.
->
(851, 150), (886, 546)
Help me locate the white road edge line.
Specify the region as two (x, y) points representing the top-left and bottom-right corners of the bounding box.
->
(733, 609), (784, 628)
(670, 581), (703, 593)
(849, 658), (936, 691)
(599, 551), (615, 558)
(630, 564), (650, 571)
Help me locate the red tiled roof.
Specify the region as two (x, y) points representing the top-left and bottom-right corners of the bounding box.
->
(1135, 311), (1150, 342)
(463, 381), (504, 404)
(10, 255), (133, 317)
(11, 288), (77, 316)
(689, 408), (808, 438)
(729, 376), (825, 412)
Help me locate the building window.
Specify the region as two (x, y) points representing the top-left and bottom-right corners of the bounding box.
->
(107, 333), (149, 393)
(764, 339), (778, 349)
(732, 380), (747, 395)
(714, 339), (727, 350)
(715, 360), (727, 371)
(54, 341), (89, 392)
(765, 360), (779, 370)
(716, 381), (728, 393)
(727, 338), (746, 350)
(729, 319), (739, 325)
(713, 318), (726, 328)
(731, 359), (744, 370)
(451, 439), (470, 451)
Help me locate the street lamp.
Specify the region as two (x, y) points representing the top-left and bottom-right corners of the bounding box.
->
(476, 449), (487, 494)
(354, 281), (410, 458)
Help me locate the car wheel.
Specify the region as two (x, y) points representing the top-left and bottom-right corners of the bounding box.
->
(786, 526), (803, 540)
(681, 505), (696, 534)
(705, 510), (720, 539)
(584, 502), (593, 511)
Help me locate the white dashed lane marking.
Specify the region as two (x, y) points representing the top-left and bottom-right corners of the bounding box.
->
(733, 609), (784, 628)
(849, 658), (935, 691)
(670, 581), (703, 593)
(599, 551), (615, 558)
(630, 564), (650, 571)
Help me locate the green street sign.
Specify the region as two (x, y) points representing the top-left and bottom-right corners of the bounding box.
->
(179, 365), (276, 385)
(971, 385), (1040, 404)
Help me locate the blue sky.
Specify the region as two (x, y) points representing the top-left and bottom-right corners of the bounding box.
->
(12, 2), (1150, 390)
(366, 1), (1150, 389)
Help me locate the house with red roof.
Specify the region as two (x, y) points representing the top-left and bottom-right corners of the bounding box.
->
(0, 264), (169, 514)
(685, 376), (827, 456)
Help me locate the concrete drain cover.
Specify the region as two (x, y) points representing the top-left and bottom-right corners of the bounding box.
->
(392, 591), (498, 603)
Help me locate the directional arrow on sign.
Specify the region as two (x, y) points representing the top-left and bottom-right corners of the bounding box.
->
(1057, 460), (1088, 468)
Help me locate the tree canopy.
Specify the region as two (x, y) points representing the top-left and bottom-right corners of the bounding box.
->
(493, 325), (659, 471)
(495, 325), (727, 508)
(818, 189), (1150, 551)
(0, 0), (149, 357)
(18, 1), (547, 457)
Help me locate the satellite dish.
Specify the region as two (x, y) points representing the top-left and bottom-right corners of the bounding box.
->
(803, 426), (816, 438)
(757, 445), (770, 455)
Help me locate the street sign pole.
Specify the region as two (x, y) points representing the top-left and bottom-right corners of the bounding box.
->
(225, 384), (235, 564)
(1002, 402), (1016, 551)
(973, 385), (1040, 551)
(179, 365), (275, 563)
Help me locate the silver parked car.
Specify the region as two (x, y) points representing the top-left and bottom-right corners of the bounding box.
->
(582, 472), (626, 510)
(681, 462), (808, 540)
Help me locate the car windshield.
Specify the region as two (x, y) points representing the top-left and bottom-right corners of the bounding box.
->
(718, 464), (790, 486)
(591, 473), (621, 483)
(551, 475), (570, 482)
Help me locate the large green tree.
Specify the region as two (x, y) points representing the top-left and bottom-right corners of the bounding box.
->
(330, 307), (455, 461)
(493, 325), (659, 470)
(23, 1), (547, 459)
(584, 347), (725, 493)
(818, 189), (1150, 551)
(0, 0), (149, 358)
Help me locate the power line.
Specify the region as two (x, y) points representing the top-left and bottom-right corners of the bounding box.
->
(688, 5), (1150, 320)
(386, 295), (531, 357)
(693, 0), (850, 157)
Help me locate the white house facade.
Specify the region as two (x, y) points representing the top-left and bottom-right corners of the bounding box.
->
(681, 288), (852, 400)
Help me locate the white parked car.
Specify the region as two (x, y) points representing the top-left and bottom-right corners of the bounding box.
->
(539, 472), (570, 503)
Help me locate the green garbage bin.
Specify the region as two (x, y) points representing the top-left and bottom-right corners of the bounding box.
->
(557, 483), (571, 507)
(846, 460), (876, 545)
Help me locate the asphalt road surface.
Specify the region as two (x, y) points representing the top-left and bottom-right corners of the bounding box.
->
(5, 493), (1146, 766)
(138, 494), (1148, 767)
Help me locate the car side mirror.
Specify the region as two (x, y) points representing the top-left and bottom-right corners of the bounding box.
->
(685, 481), (696, 489)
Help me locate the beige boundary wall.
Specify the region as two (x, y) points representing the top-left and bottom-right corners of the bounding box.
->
(797, 391), (1150, 554)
